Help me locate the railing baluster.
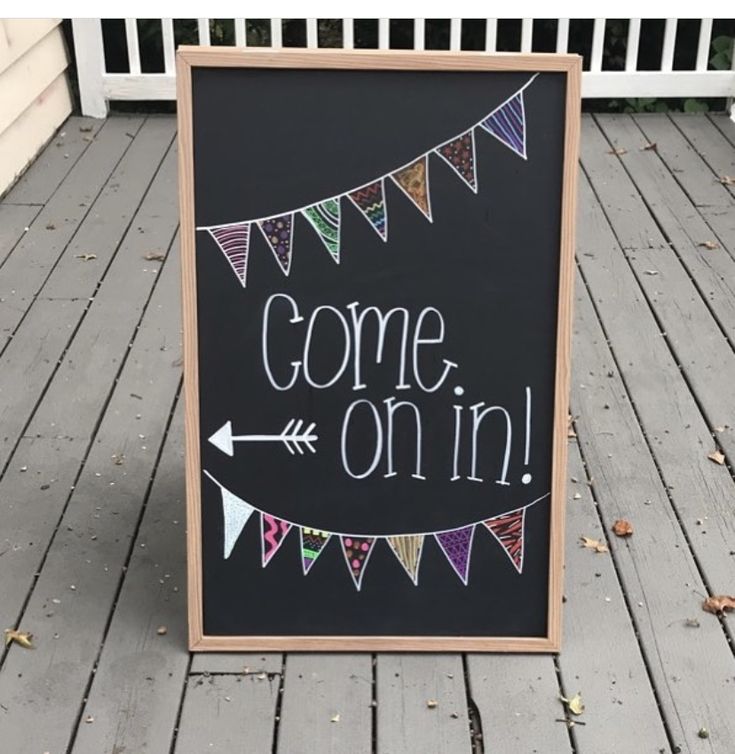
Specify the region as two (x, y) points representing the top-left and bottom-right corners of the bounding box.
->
(125, 18), (141, 75)
(343, 18), (354, 49)
(234, 19), (247, 47)
(521, 19), (533, 52)
(695, 18), (712, 71)
(414, 18), (425, 50)
(485, 19), (497, 52)
(378, 18), (389, 49)
(591, 18), (605, 71)
(556, 19), (569, 53)
(161, 19), (175, 72)
(661, 18), (677, 72)
(306, 18), (318, 48)
(197, 19), (211, 46)
(626, 18), (641, 71)
(270, 18), (282, 48)
(450, 18), (462, 51)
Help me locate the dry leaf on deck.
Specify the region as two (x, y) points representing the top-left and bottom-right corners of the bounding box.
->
(641, 142), (657, 151)
(426, 699), (438, 709)
(608, 147), (627, 156)
(560, 693), (585, 715)
(708, 450), (725, 465)
(719, 175), (735, 186)
(643, 270), (659, 276)
(698, 241), (720, 250)
(580, 536), (608, 553)
(612, 519), (633, 537)
(144, 251), (166, 261)
(567, 414), (577, 438)
(75, 253), (97, 261)
(702, 595), (735, 615)
(4, 628), (34, 649)
(79, 125), (94, 132)
(330, 713), (340, 723)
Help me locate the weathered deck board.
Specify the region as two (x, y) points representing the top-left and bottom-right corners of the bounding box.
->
(0, 111), (733, 753)
(276, 655), (372, 753)
(70, 403), (187, 754)
(0, 237), (182, 753)
(561, 439), (669, 753)
(376, 655), (472, 754)
(0, 116), (143, 340)
(466, 654), (572, 753)
(174, 673), (280, 753)
(572, 260), (735, 751)
(2, 116), (104, 206)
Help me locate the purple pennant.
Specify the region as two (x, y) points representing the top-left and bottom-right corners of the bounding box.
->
(258, 213), (294, 275)
(207, 223), (251, 287)
(479, 91), (527, 160)
(434, 525), (476, 585)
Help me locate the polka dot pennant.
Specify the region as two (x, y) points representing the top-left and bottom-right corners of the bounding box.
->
(340, 535), (377, 591)
(257, 213), (294, 276)
(435, 129), (478, 194)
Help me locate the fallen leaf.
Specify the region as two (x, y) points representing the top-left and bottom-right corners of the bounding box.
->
(708, 450), (725, 465)
(79, 125), (94, 132)
(45, 223), (56, 230)
(612, 519), (633, 537)
(643, 269), (659, 276)
(75, 253), (97, 261)
(111, 453), (125, 466)
(580, 536), (608, 553)
(560, 692), (585, 715)
(156, 625), (167, 635)
(4, 628), (34, 649)
(719, 175), (735, 186)
(698, 240), (720, 250)
(426, 699), (438, 709)
(702, 595), (735, 614)
(330, 713), (340, 723)
(641, 142), (657, 151)
(84, 715), (94, 724)
(684, 617), (700, 628)
(144, 251), (166, 261)
(608, 147), (627, 156)
(567, 414), (576, 438)
(714, 426), (726, 433)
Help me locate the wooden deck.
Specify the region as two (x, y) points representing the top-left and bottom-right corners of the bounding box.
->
(0, 111), (734, 753)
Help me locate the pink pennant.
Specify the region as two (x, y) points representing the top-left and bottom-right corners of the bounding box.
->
(260, 513), (292, 566)
(340, 535), (376, 591)
(434, 525), (476, 585)
(207, 223), (251, 286)
(484, 507), (526, 573)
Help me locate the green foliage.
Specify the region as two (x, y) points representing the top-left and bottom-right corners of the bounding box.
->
(710, 35), (733, 70)
(623, 98), (669, 114)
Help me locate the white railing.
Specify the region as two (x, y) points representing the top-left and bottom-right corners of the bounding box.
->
(72, 18), (735, 118)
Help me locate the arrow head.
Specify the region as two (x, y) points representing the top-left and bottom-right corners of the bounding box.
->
(209, 420), (234, 456)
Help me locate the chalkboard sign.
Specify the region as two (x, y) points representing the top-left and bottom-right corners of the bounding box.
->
(177, 49), (580, 651)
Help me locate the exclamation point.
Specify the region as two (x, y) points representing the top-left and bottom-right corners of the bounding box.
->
(521, 386), (532, 484)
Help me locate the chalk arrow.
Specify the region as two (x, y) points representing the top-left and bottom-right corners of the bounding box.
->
(208, 419), (318, 457)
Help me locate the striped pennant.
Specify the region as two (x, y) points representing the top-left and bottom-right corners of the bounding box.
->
(387, 534), (425, 585)
(207, 223), (251, 287)
(484, 507), (526, 573)
(348, 179), (388, 241)
(261, 513), (292, 566)
(300, 527), (332, 575)
(302, 198), (341, 263)
(479, 90), (528, 160)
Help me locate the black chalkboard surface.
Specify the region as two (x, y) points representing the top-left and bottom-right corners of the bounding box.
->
(177, 49), (581, 651)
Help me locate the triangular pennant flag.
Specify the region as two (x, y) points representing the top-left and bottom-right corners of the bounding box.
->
(302, 199), (341, 263)
(391, 155), (433, 221)
(484, 507), (526, 573)
(435, 130), (478, 193)
(434, 525), (476, 585)
(261, 513), (292, 566)
(340, 535), (376, 591)
(479, 91), (527, 159)
(258, 213), (294, 275)
(221, 487), (255, 559)
(387, 535), (425, 585)
(347, 179), (388, 241)
(300, 527), (332, 575)
(207, 223), (251, 287)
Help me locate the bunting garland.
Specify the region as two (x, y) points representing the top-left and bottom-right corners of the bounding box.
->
(198, 74), (538, 286)
(204, 470), (547, 590)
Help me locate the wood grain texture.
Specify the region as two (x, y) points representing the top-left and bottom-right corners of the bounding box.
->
(276, 654), (371, 754)
(0, 203), (39, 264)
(376, 654), (472, 754)
(178, 48), (580, 652)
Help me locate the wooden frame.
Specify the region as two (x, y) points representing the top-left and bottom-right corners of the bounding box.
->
(177, 47), (581, 652)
